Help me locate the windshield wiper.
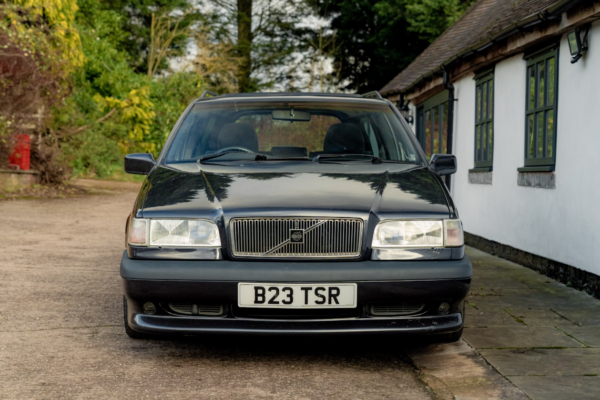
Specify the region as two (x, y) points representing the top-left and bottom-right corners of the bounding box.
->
(312, 154), (383, 164)
(198, 150), (259, 163)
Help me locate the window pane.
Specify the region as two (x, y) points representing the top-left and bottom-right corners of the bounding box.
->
(537, 61), (545, 108)
(528, 66), (535, 110)
(527, 114), (535, 158)
(425, 110), (432, 158)
(547, 57), (555, 106)
(488, 123), (493, 161)
(482, 121), (487, 160)
(547, 110), (554, 158)
(476, 125), (481, 161)
(442, 102), (448, 154)
(476, 85), (482, 121)
(482, 82), (488, 121)
(537, 112), (544, 158)
(432, 106), (440, 154)
(488, 79), (494, 119)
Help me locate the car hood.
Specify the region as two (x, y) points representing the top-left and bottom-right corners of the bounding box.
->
(141, 162), (450, 219)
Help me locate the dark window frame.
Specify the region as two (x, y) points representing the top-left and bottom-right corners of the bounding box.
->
(474, 69), (494, 169)
(523, 44), (559, 169)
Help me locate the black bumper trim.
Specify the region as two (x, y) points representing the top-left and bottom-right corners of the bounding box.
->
(123, 279), (471, 304)
(130, 313), (463, 335)
(120, 251), (472, 282)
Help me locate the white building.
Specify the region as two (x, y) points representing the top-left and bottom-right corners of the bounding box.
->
(382, 0), (600, 296)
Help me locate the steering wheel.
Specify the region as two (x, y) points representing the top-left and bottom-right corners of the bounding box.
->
(218, 146), (256, 154)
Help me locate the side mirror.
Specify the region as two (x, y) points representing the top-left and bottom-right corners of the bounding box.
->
(430, 154), (457, 176)
(125, 153), (156, 175)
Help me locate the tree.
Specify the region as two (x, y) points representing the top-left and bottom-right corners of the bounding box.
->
(377, 0), (475, 43)
(200, 0), (300, 92)
(320, 0), (474, 93)
(322, 0), (429, 93)
(0, 1), (80, 178)
(147, 12), (188, 77)
(237, 0), (253, 92)
(297, 0), (339, 92)
(190, 24), (240, 94)
(12, 0), (84, 72)
(51, 0), (205, 179)
(84, 0), (197, 73)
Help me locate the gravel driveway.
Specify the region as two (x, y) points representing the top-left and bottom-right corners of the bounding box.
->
(0, 181), (434, 400)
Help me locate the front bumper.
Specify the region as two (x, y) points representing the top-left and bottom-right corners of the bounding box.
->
(121, 251), (472, 335)
(131, 312), (463, 335)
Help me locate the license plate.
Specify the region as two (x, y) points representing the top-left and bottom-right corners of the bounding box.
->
(238, 283), (357, 309)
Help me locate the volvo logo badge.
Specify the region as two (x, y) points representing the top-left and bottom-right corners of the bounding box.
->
(290, 229), (304, 243)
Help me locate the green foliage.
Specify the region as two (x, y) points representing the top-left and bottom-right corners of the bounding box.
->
(61, 128), (122, 177)
(12, 0), (85, 71)
(376, 0), (475, 43)
(86, 0), (197, 73)
(0, 3), (73, 169)
(51, 0), (204, 178)
(148, 72), (204, 150)
(323, 0), (474, 92)
(323, 0), (429, 93)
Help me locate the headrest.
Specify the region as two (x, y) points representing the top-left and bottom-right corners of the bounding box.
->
(217, 123), (259, 152)
(323, 123), (365, 154)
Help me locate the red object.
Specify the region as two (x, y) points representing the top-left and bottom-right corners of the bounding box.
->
(9, 134), (31, 170)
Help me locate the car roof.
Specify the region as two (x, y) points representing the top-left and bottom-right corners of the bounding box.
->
(194, 91), (387, 103)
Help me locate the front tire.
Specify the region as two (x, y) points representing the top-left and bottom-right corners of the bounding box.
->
(123, 297), (146, 339)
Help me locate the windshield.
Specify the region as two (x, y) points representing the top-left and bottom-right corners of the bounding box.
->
(163, 98), (420, 163)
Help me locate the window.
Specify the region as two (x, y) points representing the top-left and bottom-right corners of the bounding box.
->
(474, 70), (494, 169)
(163, 99), (420, 163)
(416, 90), (449, 159)
(524, 45), (558, 168)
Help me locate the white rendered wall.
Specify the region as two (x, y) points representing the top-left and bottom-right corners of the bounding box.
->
(450, 21), (600, 276)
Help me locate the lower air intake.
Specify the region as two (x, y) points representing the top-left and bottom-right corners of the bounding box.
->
(168, 303), (223, 316)
(370, 303), (425, 316)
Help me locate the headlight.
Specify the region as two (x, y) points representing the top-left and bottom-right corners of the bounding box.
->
(372, 219), (463, 248)
(128, 218), (221, 247)
(150, 219), (221, 246)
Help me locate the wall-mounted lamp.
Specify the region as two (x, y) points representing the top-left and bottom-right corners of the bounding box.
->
(567, 24), (590, 64)
(398, 96), (414, 125)
(400, 104), (414, 125)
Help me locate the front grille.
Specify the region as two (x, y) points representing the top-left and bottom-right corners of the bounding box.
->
(370, 303), (425, 316)
(168, 303), (224, 316)
(230, 218), (363, 258)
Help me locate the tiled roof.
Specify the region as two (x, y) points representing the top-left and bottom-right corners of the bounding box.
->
(380, 0), (569, 95)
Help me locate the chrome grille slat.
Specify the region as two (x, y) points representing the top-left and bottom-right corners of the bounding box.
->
(231, 218), (363, 258)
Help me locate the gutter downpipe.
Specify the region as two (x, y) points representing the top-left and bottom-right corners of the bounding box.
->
(443, 67), (455, 192)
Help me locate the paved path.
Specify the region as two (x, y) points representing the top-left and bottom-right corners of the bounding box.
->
(462, 247), (600, 399)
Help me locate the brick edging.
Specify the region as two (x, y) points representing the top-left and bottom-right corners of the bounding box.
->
(464, 232), (600, 300)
